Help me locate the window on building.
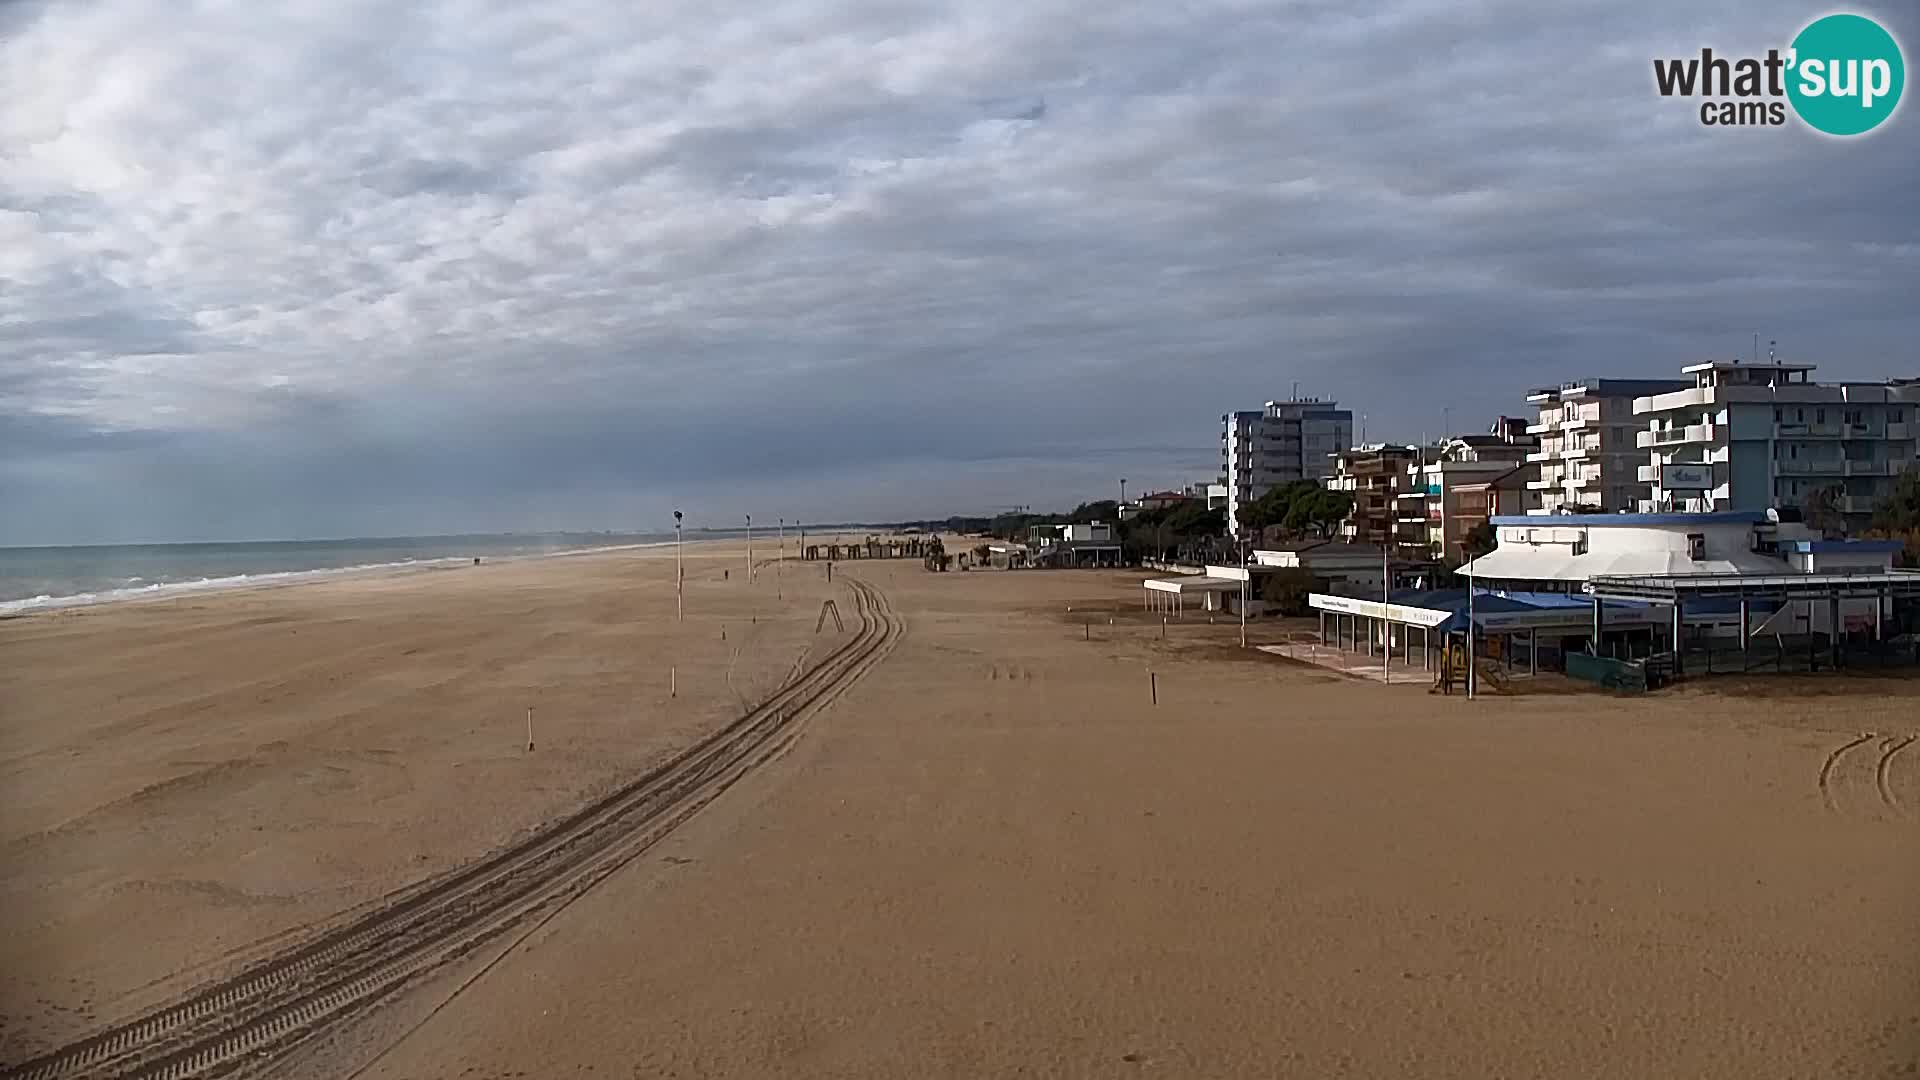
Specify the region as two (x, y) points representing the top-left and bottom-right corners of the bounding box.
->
(1845, 409), (1862, 424)
(1686, 534), (1705, 561)
(1774, 407), (1782, 422)
(1816, 408), (1826, 423)
(1894, 408), (1905, 423)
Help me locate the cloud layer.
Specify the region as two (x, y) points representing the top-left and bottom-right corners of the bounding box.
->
(2, 0), (1916, 542)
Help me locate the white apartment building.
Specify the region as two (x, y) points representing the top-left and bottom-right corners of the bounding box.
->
(1524, 378), (1689, 514)
(1394, 436), (1538, 561)
(1634, 361), (1920, 528)
(1220, 398), (1353, 535)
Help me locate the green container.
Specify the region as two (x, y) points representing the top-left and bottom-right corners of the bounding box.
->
(1565, 652), (1648, 694)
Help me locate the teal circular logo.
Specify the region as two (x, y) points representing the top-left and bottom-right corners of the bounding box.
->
(1787, 14), (1905, 136)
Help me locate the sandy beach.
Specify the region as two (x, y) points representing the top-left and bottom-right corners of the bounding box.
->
(4, 546), (1918, 1077)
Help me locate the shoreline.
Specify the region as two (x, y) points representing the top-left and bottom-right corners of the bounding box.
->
(0, 538), (695, 618)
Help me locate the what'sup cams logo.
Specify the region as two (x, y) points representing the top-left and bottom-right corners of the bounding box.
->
(1653, 12), (1905, 135)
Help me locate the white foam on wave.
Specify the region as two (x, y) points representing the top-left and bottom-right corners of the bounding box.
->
(0, 540), (679, 616)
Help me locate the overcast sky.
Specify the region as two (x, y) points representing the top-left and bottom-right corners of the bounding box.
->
(2, 1), (1916, 543)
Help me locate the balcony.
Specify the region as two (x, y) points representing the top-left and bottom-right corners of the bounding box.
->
(1637, 464), (1660, 482)
(1684, 422), (1716, 442)
(1525, 479), (1553, 490)
(1889, 422), (1912, 441)
(1845, 459), (1889, 476)
(1637, 428), (1693, 448)
(1525, 421), (1553, 435)
(1525, 449), (1553, 463)
(1560, 417), (1591, 432)
(1837, 495), (1879, 514)
(1777, 421), (1842, 437)
(1562, 446), (1591, 461)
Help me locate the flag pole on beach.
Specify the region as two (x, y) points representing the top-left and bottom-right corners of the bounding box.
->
(746, 514), (753, 583)
(778, 517), (784, 600)
(674, 509), (684, 623)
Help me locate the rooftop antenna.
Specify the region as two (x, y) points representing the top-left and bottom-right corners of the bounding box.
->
(1769, 339), (1776, 364)
(1292, 380), (1299, 401)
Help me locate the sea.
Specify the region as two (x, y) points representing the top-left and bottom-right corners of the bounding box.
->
(0, 532), (704, 614)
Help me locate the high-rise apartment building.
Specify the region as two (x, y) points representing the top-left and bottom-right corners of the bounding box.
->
(1220, 399), (1353, 536)
(1524, 378), (1689, 514)
(1634, 361), (1920, 529)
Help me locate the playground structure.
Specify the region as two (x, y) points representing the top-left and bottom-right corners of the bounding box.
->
(802, 535), (939, 562)
(1429, 636), (1511, 696)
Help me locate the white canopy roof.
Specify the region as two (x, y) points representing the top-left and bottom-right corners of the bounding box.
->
(1143, 576), (1243, 593)
(1459, 537), (1785, 582)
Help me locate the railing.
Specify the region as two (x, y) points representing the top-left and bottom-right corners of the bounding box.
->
(1845, 459), (1887, 476)
(1637, 428), (1693, 448)
(1889, 422), (1912, 440)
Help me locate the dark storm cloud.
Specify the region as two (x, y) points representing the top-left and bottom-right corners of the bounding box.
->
(1, 0), (1917, 543)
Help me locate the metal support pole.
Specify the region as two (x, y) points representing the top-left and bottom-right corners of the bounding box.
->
(1830, 595), (1842, 668)
(1529, 628), (1538, 675)
(1672, 599), (1684, 677)
(1591, 595), (1602, 655)
(1739, 597), (1749, 655)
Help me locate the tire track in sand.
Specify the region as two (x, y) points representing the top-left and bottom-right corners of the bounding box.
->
(1875, 735), (1915, 817)
(1819, 733), (1877, 814)
(0, 579), (901, 1080)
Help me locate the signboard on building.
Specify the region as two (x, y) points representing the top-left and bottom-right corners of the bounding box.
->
(1660, 463), (1713, 490)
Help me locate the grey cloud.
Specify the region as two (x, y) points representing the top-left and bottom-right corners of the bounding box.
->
(2, 0), (1918, 543)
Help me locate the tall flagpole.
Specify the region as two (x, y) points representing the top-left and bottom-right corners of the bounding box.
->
(746, 514), (753, 582)
(777, 517), (784, 600)
(674, 509), (683, 622)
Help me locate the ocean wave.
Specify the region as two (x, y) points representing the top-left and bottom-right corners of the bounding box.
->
(0, 540), (676, 615)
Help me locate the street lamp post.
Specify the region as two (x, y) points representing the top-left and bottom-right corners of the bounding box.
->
(673, 510), (684, 622)
(1239, 535), (1249, 649)
(1466, 557), (1477, 700)
(1120, 477), (1127, 509)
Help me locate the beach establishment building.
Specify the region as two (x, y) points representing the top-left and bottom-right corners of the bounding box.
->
(1525, 377), (1689, 515)
(1026, 521), (1122, 568)
(1221, 398), (1353, 536)
(1632, 361), (1920, 528)
(1304, 510), (1919, 682)
(1142, 542), (1430, 618)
